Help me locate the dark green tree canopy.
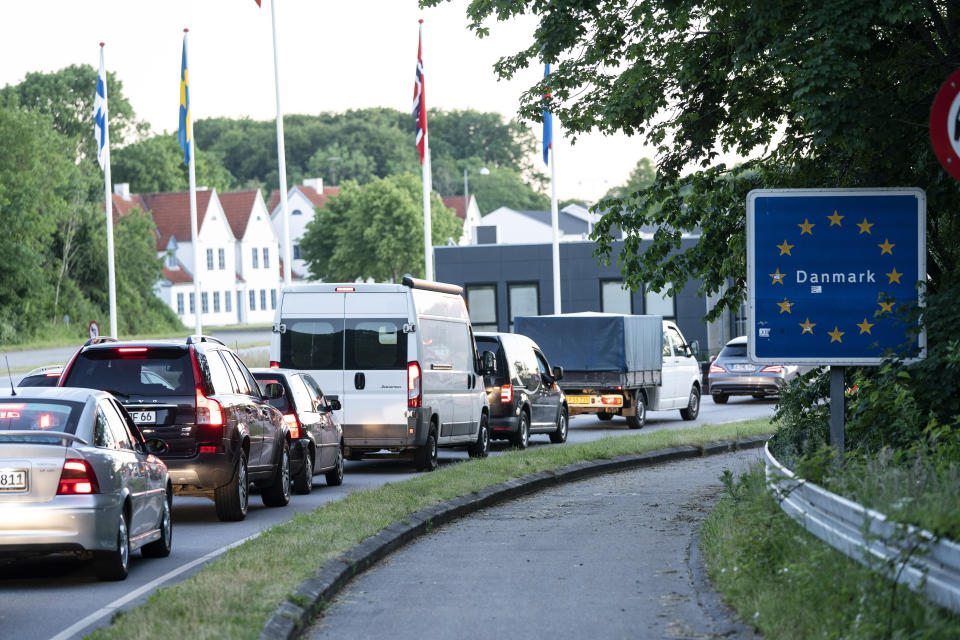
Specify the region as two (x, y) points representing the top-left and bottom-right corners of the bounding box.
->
(112, 134), (236, 194)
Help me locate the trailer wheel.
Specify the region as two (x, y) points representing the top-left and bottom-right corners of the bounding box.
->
(626, 391), (646, 429)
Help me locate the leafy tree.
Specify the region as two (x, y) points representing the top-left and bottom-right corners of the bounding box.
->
(111, 134), (237, 194)
(464, 166), (549, 215)
(300, 174), (461, 282)
(306, 143), (376, 186)
(603, 158), (656, 200)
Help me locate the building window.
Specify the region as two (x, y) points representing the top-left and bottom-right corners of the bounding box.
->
(206, 248), (214, 270)
(201, 292), (209, 314)
(507, 283), (538, 332)
(644, 283), (675, 318)
(601, 280), (632, 314)
(189, 292), (195, 314)
(293, 244), (301, 259)
(218, 248), (225, 270)
(176, 292), (184, 315)
(262, 247), (270, 269)
(252, 247), (259, 269)
(735, 304), (748, 337)
(271, 289), (277, 310)
(465, 284), (497, 331)
(225, 290), (232, 313)
(213, 291), (221, 313)
(260, 289), (267, 311)
(292, 209), (302, 216)
(249, 290), (256, 311)
(167, 252), (177, 268)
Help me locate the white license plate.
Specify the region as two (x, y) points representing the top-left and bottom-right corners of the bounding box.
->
(0, 468), (27, 492)
(731, 364), (755, 372)
(131, 411), (156, 424)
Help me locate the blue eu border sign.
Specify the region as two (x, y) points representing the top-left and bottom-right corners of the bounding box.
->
(747, 188), (926, 365)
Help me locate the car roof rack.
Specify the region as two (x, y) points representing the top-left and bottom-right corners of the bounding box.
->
(185, 335), (226, 346)
(83, 336), (118, 347)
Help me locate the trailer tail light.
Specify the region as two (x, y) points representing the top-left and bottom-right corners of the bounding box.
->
(761, 365), (784, 373)
(601, 395), (623, 406)
(57, 459), (100, 495)
(500, 384), (513, 404)
(709, 364), (726, 374)
(407, 361), (422, 408)
(269, 361), (280, 368)
(283, 413), (301, 439)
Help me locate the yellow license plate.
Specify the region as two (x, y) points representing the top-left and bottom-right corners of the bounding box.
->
(566, 395), (593, 405)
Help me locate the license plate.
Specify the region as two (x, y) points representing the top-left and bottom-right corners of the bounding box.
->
(566, 395), (593, 405)
(731, 364), (755, 372)
(0, 468), (27, 492)
(131, 411), (156, 424)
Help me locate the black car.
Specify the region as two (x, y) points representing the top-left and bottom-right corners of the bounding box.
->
(16, 365), (64, 387)
(58, 335), (292, 521)
(475, 332), (568, 449)
(250, 368), (344, 494)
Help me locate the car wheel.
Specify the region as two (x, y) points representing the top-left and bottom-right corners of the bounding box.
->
(215, 450), (249, 522)
(712, 393), (729, 404)
(414, 430), (439, 472)
(626, 391), (646, 429)
(680, 385), (700, 421)
(324, 442), (344, 486)
(597, 412), (613, 421)
(94, 511), (130, 581)
(468, 414), (490, 458)
(293, 447), (314, 495)
(142, 490), (173, 558)
(262, 441), (292, 507)
(510, 411), (530, 449)
(549, 407), (568, 444)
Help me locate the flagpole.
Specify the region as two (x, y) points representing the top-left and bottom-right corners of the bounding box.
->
(418, 20), (433, 281)
(270, 0), (292, 286)
(99, 43), (118, 338)
(184, 29), (202, 335)
(550, 144), (561, 314)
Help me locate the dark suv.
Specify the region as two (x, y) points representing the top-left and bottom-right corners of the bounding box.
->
(475, 332), (568, 449)
(59, 335), (292, 521)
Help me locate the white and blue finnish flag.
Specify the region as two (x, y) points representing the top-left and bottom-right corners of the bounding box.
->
(94, 51), (107, 170)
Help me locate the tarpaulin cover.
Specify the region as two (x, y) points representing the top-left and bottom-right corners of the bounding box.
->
(514, 313), (663, 372)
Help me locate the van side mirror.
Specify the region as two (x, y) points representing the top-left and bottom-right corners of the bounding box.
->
(328, 398), (342, 411)
(687, 340), (701, 359)
(552, 365), (564, 381)
(262, 382), (285, 400)
(482, 351), (497, 375)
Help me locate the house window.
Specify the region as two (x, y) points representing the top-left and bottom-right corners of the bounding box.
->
(601, 280), (632, 314)
(206, 248), (214, 270)
(735, 304), (748, 337)
(167, 252), (177, 268)
(260, 289), (267, 311)
(213, 291), (221, 313)
(252, 247), (259, 269)
(225, 290), (232, 313)
(292, 209), (302, 216)
(465, 284), (497, 331)
(262, 248), (270, 269)
(201, 292), (209, 314)
(271, 289), (277, 310)
(293, 244), (301, 259)
(189, 292), (195, 314)
(249, 290), (256, 311)
(644, 283), (675, 318)
(176, 293), (184, 315)
(507, 283), (538, 332)
(218, 248), (225, 270)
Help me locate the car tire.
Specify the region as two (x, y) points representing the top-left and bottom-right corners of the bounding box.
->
(215, 450), (249, 522)
(712, 393), (729, 404)
(414, 430), (439, 472)
(626, 391), (646, 429)
(467, 414), (490, 458)
(293, 447), (314, 495)
(597, 412), (613, 421)
(549, 407), (568, 444)
(325, 442), (345, 486)
(94, 511), (130, 581)
(262, 441), (292, 507)
(680, 385), (700, 421)
(141, 490), (173, 558)
(510, 411), (530, 449)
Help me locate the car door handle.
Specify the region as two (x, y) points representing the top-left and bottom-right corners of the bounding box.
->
(354, 372), (365, 390)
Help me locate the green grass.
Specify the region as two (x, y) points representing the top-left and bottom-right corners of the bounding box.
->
(0, 324), (271, 353)
(700, 464), (960, 639)
(87, 419), (773, 640)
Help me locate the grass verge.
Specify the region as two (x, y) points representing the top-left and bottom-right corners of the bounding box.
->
(701, 463), (960, 639)
(88, 420), (773, 639)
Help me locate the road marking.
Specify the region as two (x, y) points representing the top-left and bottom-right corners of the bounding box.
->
(48, 531), (262, 640)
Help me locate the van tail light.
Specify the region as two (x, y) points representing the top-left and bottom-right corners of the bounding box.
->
(283, 413), (301, 439)
(269, 361), (280, 368)
(57, 459), (100, 495)
(709, 364), (726, 374)
(407, 361), (422, 408)
(761, 365), (784, 373)
(500, 384), (513, 404)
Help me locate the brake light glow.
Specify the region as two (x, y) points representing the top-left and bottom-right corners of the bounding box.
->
(57, 458), (100, 495)
(38, 414), (51, 429)
(601, 395), (623, 406)
(500, 384), (513, 404)
(283, 413), (301, 439)
(761, 365), (784, 373)
(198, 445), (219, 454)
(269, 361), (280, 368)
(335, 286), (355, 292)
(709, 364), (726, 374)
(196, 389), (224, 426)
(45, 372), (60, 377)
(407, 361), (422, 408)
(0, 404), (25, 410)
(117, 347), (148, 353)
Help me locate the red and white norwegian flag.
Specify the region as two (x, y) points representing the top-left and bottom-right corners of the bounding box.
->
(413, 20), (427, 165)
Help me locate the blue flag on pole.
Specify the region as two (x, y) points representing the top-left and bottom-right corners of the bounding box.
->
(178, 35), (190, 165)
(94, 50), (107, 170)
(542, 63), (552, 166)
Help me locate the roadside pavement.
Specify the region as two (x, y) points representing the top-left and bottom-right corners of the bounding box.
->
(306, 449), (763, 640)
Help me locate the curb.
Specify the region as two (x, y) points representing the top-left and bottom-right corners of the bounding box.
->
(260, 434), (770, 640)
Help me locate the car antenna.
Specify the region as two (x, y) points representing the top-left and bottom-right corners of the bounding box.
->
(5, 356), (15, 396)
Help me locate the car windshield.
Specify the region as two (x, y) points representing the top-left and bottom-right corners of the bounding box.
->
(63, 348), (194, 397)
(0, 400), (84, 435)
(719, 344), (748, 358)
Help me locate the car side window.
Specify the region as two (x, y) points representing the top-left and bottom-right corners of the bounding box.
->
(101, 400), (135, 451)
(220, 351), (252, 395)
(662, 330), (674, 358)
(667, 328), (685, 356)
(534, 350), (552, 380)
(287, 375), (315, 414)
(301, 375), (328, 410)
(227, 352), (261, 399)
(513, 342), (541, 390)
(205, 349), (235, 395)
(93, 406), (118, 449)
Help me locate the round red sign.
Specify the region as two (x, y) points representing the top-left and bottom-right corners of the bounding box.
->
(930, 67), (960, 183)
(88, 321), (100, 341)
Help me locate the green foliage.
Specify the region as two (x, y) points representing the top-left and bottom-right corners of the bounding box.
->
(603, 158), (656, 200)
(461, 165), (549, 215)
(112, 134), (236, 194)
(299, 174), (461, 282)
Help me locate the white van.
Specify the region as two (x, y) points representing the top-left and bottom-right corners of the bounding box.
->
(268, 276), (490, 471)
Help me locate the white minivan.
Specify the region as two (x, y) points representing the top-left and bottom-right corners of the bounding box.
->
(268, 276), (491, 471)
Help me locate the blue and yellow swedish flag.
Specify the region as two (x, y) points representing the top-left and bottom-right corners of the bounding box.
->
(178, 35), (190, 166)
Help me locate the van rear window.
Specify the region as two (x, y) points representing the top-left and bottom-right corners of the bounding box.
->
(280, 320), (344, 370)
(345, 319), (407, 370)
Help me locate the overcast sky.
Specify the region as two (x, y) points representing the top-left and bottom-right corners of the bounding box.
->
(3, 0), (657, 202)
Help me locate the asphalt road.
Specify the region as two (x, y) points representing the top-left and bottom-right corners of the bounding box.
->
(308, 450), (763, 640)
(0, 398), (774, 640)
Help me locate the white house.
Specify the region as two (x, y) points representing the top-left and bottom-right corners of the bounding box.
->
(474, 204), (601, 244)
(440, 195), (483, 245)
(221, 190), (284, 324)
(268, 177), (339, 280)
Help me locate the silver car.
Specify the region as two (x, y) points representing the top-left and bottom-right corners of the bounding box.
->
(0, 387), (172, 580)
(708, 336), (801, 403)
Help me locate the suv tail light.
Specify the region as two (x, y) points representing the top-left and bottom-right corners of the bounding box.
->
(283, 413), (301, 439)
(761, 365), (784, 373)
(500, 384), (513, 404)
(709, 364), (726, 374)
(189, 346), (224, 451)
(407, 361), (421, 408)
(57, 459), (100, 495)
(196, 389), (224, 426)
(269, 361), (280, 368)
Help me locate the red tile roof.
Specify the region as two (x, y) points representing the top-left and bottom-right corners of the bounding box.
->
(140, 190), (214, 251)
(442, 195), (468, 221)
(268, 185), (339, 213)
(161, 267), (193, 284)
(219, 190), (260, 238)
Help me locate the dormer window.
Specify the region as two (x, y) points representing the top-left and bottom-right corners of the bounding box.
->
(166, 252), (177, 268)
(292, 209), (302, 216)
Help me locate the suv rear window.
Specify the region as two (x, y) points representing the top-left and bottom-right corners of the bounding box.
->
(63, 348), (194, 397)
(719, 343), (748, 358)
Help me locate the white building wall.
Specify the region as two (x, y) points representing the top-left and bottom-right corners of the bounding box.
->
(271, 188), (316, 279)
(479, 207), (553, 244)
(240, 195), (282, 325)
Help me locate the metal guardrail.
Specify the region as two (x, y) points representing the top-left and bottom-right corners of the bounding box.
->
(764, 442), (960, 613)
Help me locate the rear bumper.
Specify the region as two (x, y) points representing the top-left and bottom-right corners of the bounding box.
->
(0, 494), (121, 554)
(164, 452), (237, 491)
(489, 415), (519, 436)
(709, 375), (784, 396)
(342, 407), (432, 451)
